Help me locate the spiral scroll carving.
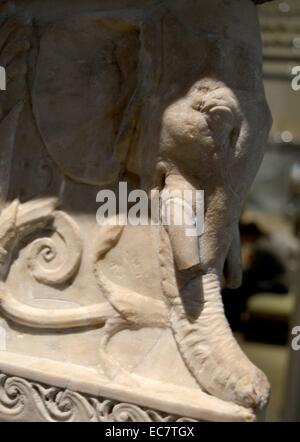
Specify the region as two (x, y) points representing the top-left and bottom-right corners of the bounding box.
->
(0, 198), (82, 286)
(27, 211), (82, 286)
(0, 373), (198, 422)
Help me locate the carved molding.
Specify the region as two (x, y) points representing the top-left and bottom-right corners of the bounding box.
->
(0, 372), (197, 422)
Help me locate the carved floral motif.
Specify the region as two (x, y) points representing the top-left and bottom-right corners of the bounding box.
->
(0, 373), (197, 422)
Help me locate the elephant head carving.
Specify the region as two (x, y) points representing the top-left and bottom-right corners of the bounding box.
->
(148, 1), (273, 410)
(30, 0), (272, 412)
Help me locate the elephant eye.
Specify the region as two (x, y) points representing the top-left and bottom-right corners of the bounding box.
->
(193, 102), (204, 112)
(205, 105), (234, 135)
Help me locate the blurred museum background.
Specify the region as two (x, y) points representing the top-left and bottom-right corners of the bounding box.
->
(223, 0), (300, 421)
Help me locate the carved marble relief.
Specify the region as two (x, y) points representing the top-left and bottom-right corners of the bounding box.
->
(0, 373), (199, 422)
(0, 0), (273, 422)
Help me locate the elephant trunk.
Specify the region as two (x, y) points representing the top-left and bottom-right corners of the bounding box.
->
(159, 173), (270, 410)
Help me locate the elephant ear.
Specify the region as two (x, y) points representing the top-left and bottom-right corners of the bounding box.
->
(32, 12), (142, 186)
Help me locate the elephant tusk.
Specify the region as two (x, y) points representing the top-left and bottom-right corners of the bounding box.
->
(160, 175), (201, 272)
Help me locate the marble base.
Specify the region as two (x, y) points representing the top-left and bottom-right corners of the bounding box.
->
(0, 352), (256, 422)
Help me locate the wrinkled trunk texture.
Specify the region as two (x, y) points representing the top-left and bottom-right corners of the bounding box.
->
(158, 185), (270, 410)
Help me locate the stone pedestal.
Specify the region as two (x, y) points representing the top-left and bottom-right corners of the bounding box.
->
(0, 0), (272, 422)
